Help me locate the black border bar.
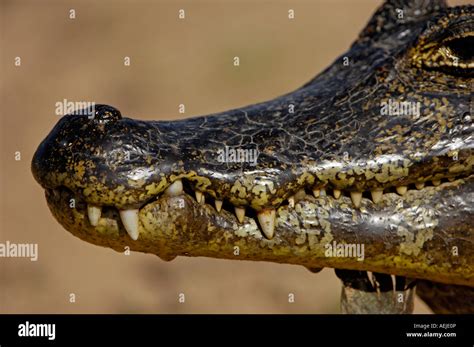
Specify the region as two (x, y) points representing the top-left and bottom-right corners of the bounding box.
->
(0, 314), (472, 346)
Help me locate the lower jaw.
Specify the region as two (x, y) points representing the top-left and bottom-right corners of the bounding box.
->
(45, 176), (474, 287)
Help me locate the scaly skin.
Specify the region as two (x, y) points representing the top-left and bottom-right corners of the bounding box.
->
(32, 0), (473, 311)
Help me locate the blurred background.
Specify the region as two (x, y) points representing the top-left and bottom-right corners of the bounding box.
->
(1, 0), (469, 313)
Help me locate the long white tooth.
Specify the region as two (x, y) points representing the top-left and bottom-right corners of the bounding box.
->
(195, 191), (204, 204)
(312, 188), (320, 198)
(396, 186), (407, 195)
(370, 189), (383, 203)
(333, 189), (341, 199)
(87, 205), (101, 226)
(320, 188), (326, 197)
(257, 209), (276, 240)
(350, 191), (362, 208)
(235, 207), (246, 223)
(432, 180), (441, 186)
(415, 182), (425, 190)
(391, 274), (397, 290)
(164, 179), (183, 196)
(367, 271), (375, 290)
(215, 200), (223, 212)
(119, 209), (139, 240)
(288, 196), (295, 208)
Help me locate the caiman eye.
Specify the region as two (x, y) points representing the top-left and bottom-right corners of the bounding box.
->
(413, 20), (474, 76)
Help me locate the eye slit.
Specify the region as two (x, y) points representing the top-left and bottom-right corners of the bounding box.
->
(444, 36), (474, 63)
(415, 33), (474, 76)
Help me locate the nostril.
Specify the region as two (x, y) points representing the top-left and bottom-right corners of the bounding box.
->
(90, 104), (122, 124)
(59, 139), (73, 148)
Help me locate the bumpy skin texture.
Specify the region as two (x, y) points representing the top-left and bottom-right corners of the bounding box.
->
(32, 0), (473, 312)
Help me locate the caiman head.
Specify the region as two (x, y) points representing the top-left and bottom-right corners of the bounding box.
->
(32, 0), (473, 298)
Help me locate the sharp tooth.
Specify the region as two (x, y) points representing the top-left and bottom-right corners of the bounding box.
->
(119, 209), (139, 240)
(289, 189), (305, 207)
(370, 189), (383, 203)
(396, 186), (407, 195)
(257, 209), (276, 240)
(350, 191), (362, 207)
(195, 191), (204, 204)
(320, 188), (326, 197)
(215, 200), (223, 212)
(312, 189), (320, 198)
(288, 196), (295, 208)
(87, 205), (101, 226)
(235, 207), (245, 223)
(448, 177), (455, 182)
(367, 271), (375, 290)
(164, 179), (183, 196)
(415, 182), (425, 190)
(432, 180), (441, 186)
(333, 189), (341, 199)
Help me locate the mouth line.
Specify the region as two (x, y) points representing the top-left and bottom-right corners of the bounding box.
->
(47, 171), (473, 241)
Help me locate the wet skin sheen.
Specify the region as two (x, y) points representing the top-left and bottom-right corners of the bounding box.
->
(32, 0), (474, 312)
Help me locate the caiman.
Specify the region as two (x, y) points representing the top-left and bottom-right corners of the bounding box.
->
(31, 0), (474, 313)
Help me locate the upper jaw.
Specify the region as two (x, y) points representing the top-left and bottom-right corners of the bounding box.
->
(31, 100), (474, 209)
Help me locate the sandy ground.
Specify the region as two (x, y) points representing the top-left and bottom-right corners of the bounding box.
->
(1, 0), (469, 313)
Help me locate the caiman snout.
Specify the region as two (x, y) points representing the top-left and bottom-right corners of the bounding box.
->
(32, 104), (176, 206)
(32, 2), (474, 295)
